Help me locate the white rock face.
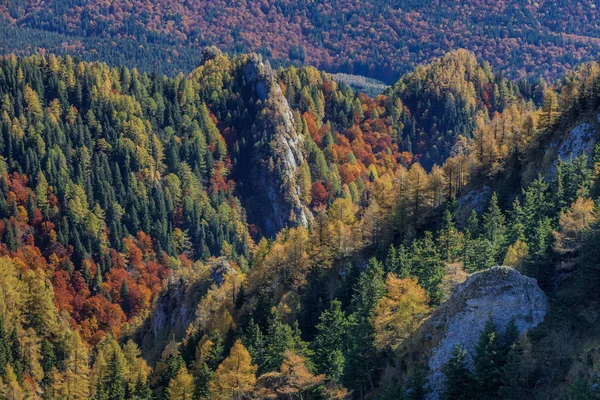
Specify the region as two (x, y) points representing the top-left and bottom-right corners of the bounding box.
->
(423, 267), (548, 399)
(556, 122), (596, 163)
(244, 55), (312, 234)
(456, 185), (492, 225)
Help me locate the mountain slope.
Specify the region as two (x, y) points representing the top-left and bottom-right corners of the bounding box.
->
(2, 48), (600, 400)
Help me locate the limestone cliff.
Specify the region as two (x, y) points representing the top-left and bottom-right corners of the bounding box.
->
(392, 266), (548, 400)
(241, 55), (312, 236)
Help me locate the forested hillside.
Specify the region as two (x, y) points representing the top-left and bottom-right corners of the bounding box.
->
(1, 0), (600, 82)
(1, 48), (600, 400)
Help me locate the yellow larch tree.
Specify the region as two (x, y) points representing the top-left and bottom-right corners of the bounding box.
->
(167, 366), (195, 400)
(373, 274), (431, 351)
(209, 339), (257, 400)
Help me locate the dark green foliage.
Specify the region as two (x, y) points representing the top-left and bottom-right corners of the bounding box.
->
(498, 344), (523, 400)
(0, 316), (8, 377)
(131, 378), (154, 400)
(312, 299), (349, 381)
(106, 350), (127, 400)
(440, 319), (525, 400)
(482, 193), (508, 264)
(443, 345), (475, 400)
(408, 368), (429, 400)
(438, 209), (463, 263)
(473, 319), (503, 399)
(263, 312), (311, 373)
(343, 258), (386, 397)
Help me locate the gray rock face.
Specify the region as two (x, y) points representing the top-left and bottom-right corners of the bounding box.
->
(456, 185), (492, 226)
(423, 266), (548, 399)
(243, 55), (312, 235)
(140, 257), (236, 364)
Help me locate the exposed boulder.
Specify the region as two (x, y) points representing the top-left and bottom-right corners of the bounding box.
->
(393, 266), (548, 400)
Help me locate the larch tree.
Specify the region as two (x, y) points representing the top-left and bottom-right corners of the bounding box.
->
(372, 275), (431, 351)
(0, 364), (23, 400)
(167, 366), (195, 400)
(209, 339), (257, 400)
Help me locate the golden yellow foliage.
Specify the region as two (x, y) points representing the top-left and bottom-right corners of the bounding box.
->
(503, 239), (529, 269)
(373, 274), (431, 351)
(254, 351), (325, 399)
(167, 366), (195, 400)
(209, 339), (257, 400)
(554, 197), (597, 253)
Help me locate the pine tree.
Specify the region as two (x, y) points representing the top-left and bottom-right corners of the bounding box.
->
(243, 320), (266, 372)
(412, 233), (445, 303)
(344, 258), (386, 397)
(106, 350), (126, 400)
(131, 377), (153, 400)
(473, 319), (503, 399)
(385, 244), (413, 278)
(438, 209), (463, 262)
(263, 313), (310, 373)
(498, 344), (522, 400)
(120, 279), (130, 316)
(554, 158), (567, 212)
(482, 193), (507, 264)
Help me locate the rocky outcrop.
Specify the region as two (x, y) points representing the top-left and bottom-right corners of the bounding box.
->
(456, 185), (492, 226)
(548, 119), (598, 178)
(137, 257), (236, 364)
(394, 267), (548, 400)
(242, 55), (312, 235)
(556, 121), (597, 162)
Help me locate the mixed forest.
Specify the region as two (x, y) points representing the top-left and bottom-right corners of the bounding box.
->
(1, 47), (600, 400)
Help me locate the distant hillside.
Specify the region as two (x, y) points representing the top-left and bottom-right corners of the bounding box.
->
(1, 0), (600, 82)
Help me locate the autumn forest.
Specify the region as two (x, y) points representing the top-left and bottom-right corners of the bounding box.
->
(2, 2), (600, 400)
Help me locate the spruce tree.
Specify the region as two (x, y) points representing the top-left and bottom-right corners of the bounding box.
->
(438, 209), (462, 262)
(443, 345), (474, 400)
(106, 350), (126, 400)
(473, 318), (503, 399)
(313, 299), (349, 381)
(482, 193), (507, 265)
(498, 344), (522, 400)
(344, 258), (386, 397)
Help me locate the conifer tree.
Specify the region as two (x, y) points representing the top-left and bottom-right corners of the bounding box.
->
(263, 313), (310, 373)
(438, 209), (463, 262)
(344, 258), (386, 397)
(106, 350), (126, 400)
(313, 299), (349, 381)
(482, 193), (507, 264)
(0, 364), (23, 400)
(498, 344), (522, 400)
(443, 345), (474, 400)
(473, 318), (503, 399)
